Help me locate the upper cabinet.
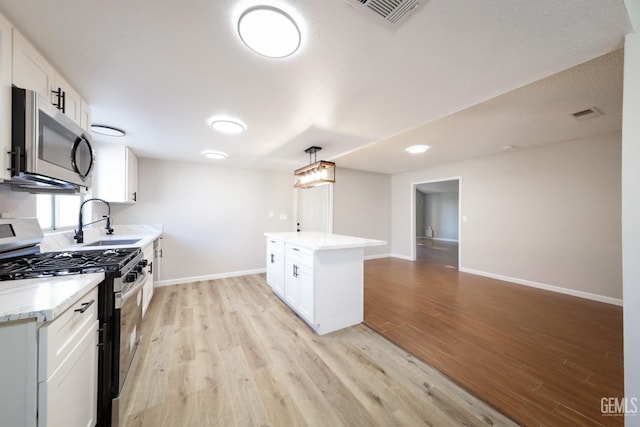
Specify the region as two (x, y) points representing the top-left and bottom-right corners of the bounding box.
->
(11, 27), (90, 131)
(0, 13), (13, 181)
(11, 29), (55, 98)
(93, 144), (138, 204)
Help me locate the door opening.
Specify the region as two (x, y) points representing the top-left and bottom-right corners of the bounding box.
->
(412, 178), (460, 269)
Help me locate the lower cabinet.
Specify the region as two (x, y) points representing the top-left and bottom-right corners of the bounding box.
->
(0, 286), (99, 427)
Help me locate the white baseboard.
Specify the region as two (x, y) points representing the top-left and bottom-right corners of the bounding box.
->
(390, 253), (413, 261)
(433, 237), (459, 243)
(459, 267), (623, 306)
(364, 253), (390, 260)
(156, 268), (266, 287)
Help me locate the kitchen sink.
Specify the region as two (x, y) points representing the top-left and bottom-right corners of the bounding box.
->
(83, 239), (141, 247)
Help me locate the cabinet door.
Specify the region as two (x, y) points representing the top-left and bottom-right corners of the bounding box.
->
(1, 14), (13, 180)
(266, 251), (284, 295)
(125, 147), (138, 202)
(94, 144), (138, 203)
(284, 260), (299, 308)
(80, 98), (91, 133)
(38, 320), (99, 427)
(12, 29), (55, 98)
(53, 72), (82, 125)
(297, 264), (314, 323)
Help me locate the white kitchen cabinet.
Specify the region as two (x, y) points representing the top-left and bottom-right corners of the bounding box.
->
(93, 144), (138, 203)
(11, 26), (89, 131)
(80, 97), (92, 133)
(142, 241), (154, 317)
(53, 72), (82, 125)
(0, 286), (99, 427)
(266, 237), (285, 298)
(1, 12), (13, 181)
(11, 28), (55, 99)
(265, 232), (386, 335)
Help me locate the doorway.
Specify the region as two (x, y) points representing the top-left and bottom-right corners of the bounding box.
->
(412, 178), (460, 269)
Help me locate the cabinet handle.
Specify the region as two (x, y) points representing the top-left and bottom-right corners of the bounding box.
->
(293, 264), (298, 278)
(149, 261), (153, 274)
(74, 299), (95, 314)
(270, 253), (275, 263)
(132, 191), (137, 202)
(292, 248), (300, 252)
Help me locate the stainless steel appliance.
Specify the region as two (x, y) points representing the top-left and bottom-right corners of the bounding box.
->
(8, 86), (94, 193)
(0, 218), (146, 427)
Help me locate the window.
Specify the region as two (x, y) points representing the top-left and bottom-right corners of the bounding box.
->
(36, 194), (88, 231)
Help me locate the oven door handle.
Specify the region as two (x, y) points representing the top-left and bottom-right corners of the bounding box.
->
(116, 276), (146, 307)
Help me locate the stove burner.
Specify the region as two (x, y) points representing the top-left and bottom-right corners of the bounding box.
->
(0, 247), (141, 281)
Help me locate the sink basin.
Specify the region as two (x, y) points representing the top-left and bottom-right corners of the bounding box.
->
(83, 238), (141, 247)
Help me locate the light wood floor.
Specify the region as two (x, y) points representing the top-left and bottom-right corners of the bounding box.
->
(124, 275), (517, 427)
(364, 257), (624, 426)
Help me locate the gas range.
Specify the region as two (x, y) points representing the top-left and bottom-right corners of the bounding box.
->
(0, 247), (140, 281)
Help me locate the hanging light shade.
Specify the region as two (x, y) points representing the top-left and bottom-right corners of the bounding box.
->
(293, 146), (336, 189)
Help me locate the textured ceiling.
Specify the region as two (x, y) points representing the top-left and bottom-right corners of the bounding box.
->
(0, 0), (631, 174)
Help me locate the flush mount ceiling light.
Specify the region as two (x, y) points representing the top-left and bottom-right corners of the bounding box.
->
(91, 125), (126, 137)
(293, 146), (336, 189)
(405, 145), (430, 154)
(238, 6), (301, 58)
(210, 119), (245, 134)
(201, 150), (229, 160)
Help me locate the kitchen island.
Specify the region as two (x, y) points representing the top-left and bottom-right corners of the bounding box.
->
(264, 232), (386, 335)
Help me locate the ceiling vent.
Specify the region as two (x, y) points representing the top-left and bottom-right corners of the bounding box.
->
(344, 0), (424, 28)
(571, 107), (604, 121)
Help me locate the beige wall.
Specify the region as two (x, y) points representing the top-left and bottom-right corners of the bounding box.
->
(392, 131), (622, 300)
(111, 158), (294, 283)
(333, 167), (391, 257)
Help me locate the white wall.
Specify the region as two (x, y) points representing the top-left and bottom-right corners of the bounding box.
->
(392, 132), (622, 300)
(0, 186), (37, 218)
(622, 24), (640, 419)
(110, 158), (293, 284)
(425, 191), (459, 241)
(332, 167), (390, 257)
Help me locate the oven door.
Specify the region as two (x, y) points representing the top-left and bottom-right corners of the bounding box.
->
(112, 273), (145, 427)
(114, 275), (144, 391)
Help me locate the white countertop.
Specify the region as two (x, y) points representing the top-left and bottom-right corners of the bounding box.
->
(41, 224), (163, 253)
(265, 232), (386, 250)
(0, 273), (104, 324)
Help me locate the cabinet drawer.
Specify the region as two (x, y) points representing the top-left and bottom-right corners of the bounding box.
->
(38, 287), (99, 381)
(267, 238), (284, 254)
(286, 244), (314, 266)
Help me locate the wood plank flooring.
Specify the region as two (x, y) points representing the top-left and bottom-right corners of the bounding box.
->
(124, 275), (517, 427)
(363, 257), (624, 427)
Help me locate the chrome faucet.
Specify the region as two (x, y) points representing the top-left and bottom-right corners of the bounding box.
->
(74, 198), (114, 244)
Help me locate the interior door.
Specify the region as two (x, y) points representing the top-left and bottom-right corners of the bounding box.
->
(295, 184), (333, 233)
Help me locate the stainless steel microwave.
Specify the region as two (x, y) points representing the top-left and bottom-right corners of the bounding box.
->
(9, 86), (94, 192)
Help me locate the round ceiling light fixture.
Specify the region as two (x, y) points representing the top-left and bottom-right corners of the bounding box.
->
(238, 6), (301, 58)
(405, 145), (430, 154)
(91, 125), (126, 137)
(201, 150), (229, 160)
(210, 119), (245, 134)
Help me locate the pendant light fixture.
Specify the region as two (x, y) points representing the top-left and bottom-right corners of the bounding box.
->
(293, 146), (336, 189)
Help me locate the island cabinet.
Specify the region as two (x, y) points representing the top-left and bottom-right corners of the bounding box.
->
(265, 232), (386, 335)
